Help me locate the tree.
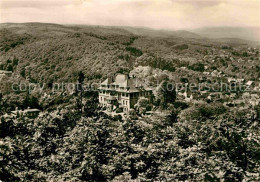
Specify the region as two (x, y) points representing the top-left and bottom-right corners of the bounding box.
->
(22, 94), (41, 110)
(188, 63), (205, 72)
(76, 71), (85, 113)
(156, 81), (176, 109)
(164, 109), (178, 126)
(20, 68), (26, 78)
(0, 93), (3, 114)
(7, 64), (13, 72)
(83, 91), (99, 117)
(134, 97), (152, 115)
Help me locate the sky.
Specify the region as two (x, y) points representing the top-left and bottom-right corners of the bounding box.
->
(0, 0), (260, 30)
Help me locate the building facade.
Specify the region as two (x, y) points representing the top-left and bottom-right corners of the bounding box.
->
(0, 70), (12, 77)
(10, 108), (41, 119)
(98, 74), (153, 113)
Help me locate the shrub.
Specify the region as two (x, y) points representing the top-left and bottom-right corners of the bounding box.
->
(174, 101), (189, 110)
(116, 108), (123, 113)
(174, 44), (189, 50)
(188, 63), (205, 72)
(125, 47), (143, 56)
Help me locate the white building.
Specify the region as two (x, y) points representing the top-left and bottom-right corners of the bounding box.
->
(98, 74), (153, 113)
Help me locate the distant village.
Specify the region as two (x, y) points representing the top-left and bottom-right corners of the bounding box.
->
(97, 72), (260, 115)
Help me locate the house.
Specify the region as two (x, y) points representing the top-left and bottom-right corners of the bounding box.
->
(250, 100), (260, 106)
(242, 92), (251, 100)
(0, 70), (12, 77)
(241, 93), (260, 107)
(227, 78), (236, 83)
(198, 76), (207, 83)
(184, 94), (193, 102)
(246, 81), (254, 86)
(203, 72), (210, 76)
(211, 70), (222, 77)
(233, 99), (245, 106)
(200, 90), (208, 95)
(11, 107), (41, 119)
(208, 92), (224, 101)
(178, 91), (194, 102)
(253, 83), (260, 91)
(98, 74), (153, 113)
(236, 79), (245, 83)
(230, 93), (237, 99)
(251, 94), (260, 99)
(23, 108), (41, 118)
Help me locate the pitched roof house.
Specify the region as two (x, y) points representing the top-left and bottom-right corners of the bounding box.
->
(98, 74), (153, 113)
(0, 70), (12, 77)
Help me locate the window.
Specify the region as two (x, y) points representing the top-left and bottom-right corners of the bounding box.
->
(100, 97), (102, 101)
(126, 101), (128, 105)
(123, 100), (125, 105)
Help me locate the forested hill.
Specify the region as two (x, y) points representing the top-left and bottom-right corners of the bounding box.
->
(0, 23), (259, 85)
(1, 23), (260, 182)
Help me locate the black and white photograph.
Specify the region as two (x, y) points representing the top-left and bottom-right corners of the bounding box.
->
(0, 0), (260, 181)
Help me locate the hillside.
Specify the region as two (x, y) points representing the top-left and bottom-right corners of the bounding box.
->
(1, 23), (260, 182)
(0, 23), (259, 87)
(191, 26), (260, 42)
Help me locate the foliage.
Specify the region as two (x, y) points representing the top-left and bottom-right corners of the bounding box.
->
(0, 106), (259, 181)
(173, 44), (189, 50)
(22, 95), (42, 110)
(125, 46), (143, 57)
(188, 63), (205, 72)
(134, 97), (152, 115)
(156, 81), (177, 109)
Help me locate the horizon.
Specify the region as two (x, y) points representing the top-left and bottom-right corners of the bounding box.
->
(1, 0), (259, 30)
(1, 21), (260, 42)
(1, 21), (260, 29)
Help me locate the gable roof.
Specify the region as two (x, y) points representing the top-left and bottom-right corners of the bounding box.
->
(99, 74), (151, 92)
(101, 77), (113, 85)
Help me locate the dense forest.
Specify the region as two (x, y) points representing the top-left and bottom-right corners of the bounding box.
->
(0, 23), (259, 86)
(1, 94), (260, 181)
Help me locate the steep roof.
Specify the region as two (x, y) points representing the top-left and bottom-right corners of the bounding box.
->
(99, 74), (152, 92)
(101, 77), (113, 85)
(115, 74), (128, 84)
(111, 74), (134, 88)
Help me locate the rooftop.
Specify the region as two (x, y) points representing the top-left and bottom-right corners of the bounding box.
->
(99, 74), (152, 92)
(0, 70), (12, 74)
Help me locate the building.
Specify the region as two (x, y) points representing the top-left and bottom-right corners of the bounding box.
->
(0, 70), (12, 77)
(246, 81), (254, 87)
(11, 107), (41, 119)
(98, 74), (153, 113)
